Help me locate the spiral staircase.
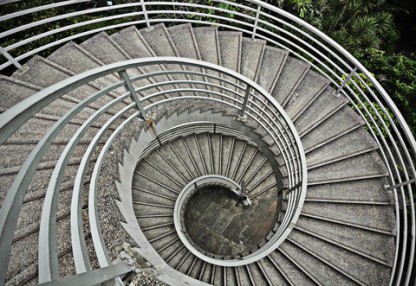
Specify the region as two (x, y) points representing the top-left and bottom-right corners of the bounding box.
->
(0, 1), (415, 286)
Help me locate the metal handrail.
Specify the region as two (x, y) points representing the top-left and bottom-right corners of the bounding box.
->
(0, 57), (305, 285)
(0, 0), (414, 284)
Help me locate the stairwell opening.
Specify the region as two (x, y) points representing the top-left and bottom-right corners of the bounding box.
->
(184, 184), (279, 257)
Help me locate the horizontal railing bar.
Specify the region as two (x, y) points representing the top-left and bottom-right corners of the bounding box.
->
(388, 178), (416, 190)
(0, 3), (148, 39)
(0, 76), (126, 286)
(79, 104), (136, 269)
(138, 85), (297, 181)
(0, 0), (90, 22)
(38, 91), (131, 282)
(38, 262), (131, 286)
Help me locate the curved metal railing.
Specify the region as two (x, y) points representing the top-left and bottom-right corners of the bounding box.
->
(0, 58), (306, 285)
(0, 1), (415, 285)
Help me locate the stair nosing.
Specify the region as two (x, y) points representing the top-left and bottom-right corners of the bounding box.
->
(294, 225), (392, 267)
(300, 212), (395, 235)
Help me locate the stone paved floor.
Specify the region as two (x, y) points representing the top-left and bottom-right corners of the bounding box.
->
(184, 186), (279, 256)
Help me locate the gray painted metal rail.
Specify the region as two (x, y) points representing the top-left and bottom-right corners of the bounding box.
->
(0, 0), (415, 285)
(0, 57), (306, 285)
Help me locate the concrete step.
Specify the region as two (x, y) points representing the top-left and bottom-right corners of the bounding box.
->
(10, 56), (125, 116)
(193, 26), (223, 95)
(167, 24), (209, 95)
(218, 30), (242, 94)
(0, 75), (108, 124)
(246, 263), (270, 285)
(280, 240), (352, 285)
(271, 57), (309, 106)
(47, 41), (124, 95)
(306, 177), (392, 203)
(257, 257), (288, 286)
(306, 127), (379, 169)
(240, 38), (266, 82)
(256, 46), (288, 94)
(7, 207), (89, 282)
(218, 31), (242, 74)
(79, 32), (158, 98)
(296, 216), (395, 265)
(269, 250), (315, 285)
(294, 88), (348, 136)
(284, 70), (330, 120)
(138, 23), (192, 94)
(301, 106), (364, 152)
(169, 136), (201, 179)
(218, 135), (234, 177)
(80, 32), (130, 64)
(0, 140), (91, 171)
(300, 201), (395, 234)
(289, 229), (391, 285)
(143, 225), (177, 246)
(111, 25), (176, 95)
(195, 133), (215, 175)
(232, 145), (259, 184)
(133, 169), (181, 200)
(183, 134), (209, 176)
(308, 151), (387, 183)
(0, 122), (99, 197)
(168, 246), (189, 270)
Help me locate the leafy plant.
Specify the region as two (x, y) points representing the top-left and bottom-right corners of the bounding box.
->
(344, 72), (393, 138)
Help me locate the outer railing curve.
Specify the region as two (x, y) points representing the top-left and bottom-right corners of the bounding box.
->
(0, 57), (306, 285)
(0, 1), (415, 285)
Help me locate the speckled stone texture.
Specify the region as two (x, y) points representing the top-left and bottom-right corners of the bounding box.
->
(185, 186), (278, 256)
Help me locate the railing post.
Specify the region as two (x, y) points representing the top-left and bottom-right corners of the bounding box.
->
(140, 0), (151, 29)
(387, 178), (416, 190)
(0, 46), (23, 70)
(335, 67), (358, 96)
(118, 70), (147, 119)
(238, 85), (251, 119)
(252, 5), (261, 39)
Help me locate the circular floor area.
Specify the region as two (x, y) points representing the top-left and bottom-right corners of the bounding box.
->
(184, 185), (279, 256)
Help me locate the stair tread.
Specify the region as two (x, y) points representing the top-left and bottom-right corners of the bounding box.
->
(257, 46), (288, 93)
(289, 229), (391, 285)
(280, 241), (352, 285)
(167, 23), (205, 90)
(302, 106), (364, 151)
(193, 26), (221, 66)
(296, 216), (395, 264)
(306, 127), (379, 168)
(139, 23), (178, 57)
(218, 31), (242, 73)
(301, 201), (395, 233)
(167, 23), (201, 61)
(47, 41), (123, 93)
(111, 26), (155, 59)
(240, 37), (266, 81)
(306, 178), (392, 202)
(272, 56), (309, 106)
(80, 31), (129, 64)
(308, 151), (388, 182)
(285, 70), (330, 119)
(295, 87), (348, 135)
(0, 75), (40, 109)
(10, 55), (116, 109)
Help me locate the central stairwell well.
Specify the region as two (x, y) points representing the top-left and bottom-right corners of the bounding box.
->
(1, 1), (413, 285)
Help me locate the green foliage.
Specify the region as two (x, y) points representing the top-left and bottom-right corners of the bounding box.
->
(266, 0), (415, 135)
(0, 1), (139, 70)
(361, 49), (416, 134)
(345, 73), (393, 137)
(180, 0), (256, 25)
(268, 0), (399, 57)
